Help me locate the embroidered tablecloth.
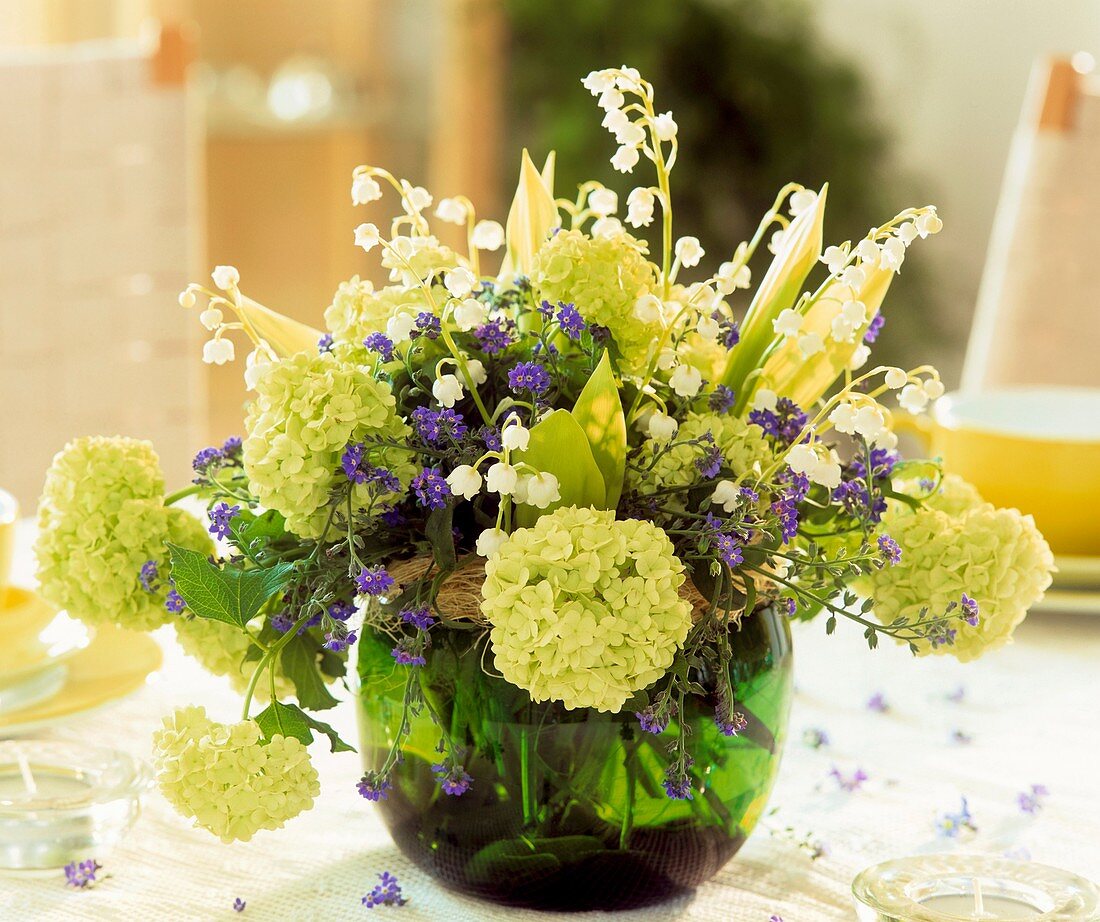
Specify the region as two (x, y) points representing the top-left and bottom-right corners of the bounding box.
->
(4, 524), (1098, 921)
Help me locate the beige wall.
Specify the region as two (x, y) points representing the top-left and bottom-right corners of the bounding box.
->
(812, 0), (1100, 382)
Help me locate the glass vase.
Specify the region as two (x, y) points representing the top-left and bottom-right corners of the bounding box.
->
(356, 604), (793, 911)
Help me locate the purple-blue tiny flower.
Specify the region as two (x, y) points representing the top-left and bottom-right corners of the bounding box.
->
(328, 600), (356, 622)
(508, 361), (551, 395)
(63, 858), (102, 889)
(715, 709), (748, 737)
(318, 333), (334, 353)
(164, 589), (185, 614)
(473, 318), (513, 354)
(357, 772), (392, 802)
(635, 707), (669, 735)
(364, 331), (395, 362)
(233, 897), (246, 913)
(323, 627), (356, 652)
(803, 728), (830, 749)
(721, 318), (740, 349)
(341, 443), (368, 483)
(413, 311), (440, 339)
(782, 597), (797, 617)
(662, 759), (695, 800)
(400, 605), (435, 630)
(411, 467), (450, 510)
(556, 302), (586, 340)
(411, 406), (467, 444)
(829, 766), (868, 792)
(866, 692), (889, 713)
(478, 425), (502, 452)
(356, 566), (395, 597)
(432, 762), (473, 796)
(222, 436), (242, 457)
(947, 685), (966, 704)
(362, 871), (406, 908)
(695, 439), (723, 479)
(877, 534), (902, 565)
(537, 298), (555, 318)
(708, 384), (736, 413)
(391, 640), (425, 666)
(139, 560), (160, 592)
(208, 502), (241, 540)
(1018, 784), (1049, 815)
(270, 612), (294, 634)
(191, 445), (223, 475)
(935, 796), (977, 838)
(863, 313), (885, 344)
(713, 533), (743, 568)
(960, 593), (980, 626)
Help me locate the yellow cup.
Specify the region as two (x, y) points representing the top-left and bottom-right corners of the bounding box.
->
(0, 489), (17, 603)
(899, 387), (1100, 556)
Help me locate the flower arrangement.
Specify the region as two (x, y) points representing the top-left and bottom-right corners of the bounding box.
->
(36, 66), (1053, 876)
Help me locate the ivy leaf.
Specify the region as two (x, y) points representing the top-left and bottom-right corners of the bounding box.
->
(168, 544), (295, 629)
(254, 700), (356, 753)
(281, 635), (339, 711)
(514, 409), (607, 528)
(570, 350), (627, 508)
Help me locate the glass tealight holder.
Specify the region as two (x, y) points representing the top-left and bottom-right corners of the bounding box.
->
(0, 739), (152, 872)
(853, 855), (1100, 921)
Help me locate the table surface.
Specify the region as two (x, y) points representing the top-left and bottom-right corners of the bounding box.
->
(4, 525), (1099, 922)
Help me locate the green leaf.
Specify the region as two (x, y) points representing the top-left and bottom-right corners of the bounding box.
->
(425, 502), (457, 573)
(167, 544), (295, 629)
(255, 700), (356, 753)
(255, 699), (313, 746)
(230, 508), (287, 548)
(281, 636), (339, 711)
(514, 409), (607, 528)
(570, 350), (627, 508)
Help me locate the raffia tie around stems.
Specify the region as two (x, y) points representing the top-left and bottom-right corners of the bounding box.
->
(384, 554), (780, 627)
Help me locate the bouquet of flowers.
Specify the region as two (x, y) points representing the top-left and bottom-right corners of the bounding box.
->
(35, 66), (1052, 903)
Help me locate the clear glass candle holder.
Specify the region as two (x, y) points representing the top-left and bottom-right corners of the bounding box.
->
(853, 855), (1100, 921)
(0, 739), (152, 872)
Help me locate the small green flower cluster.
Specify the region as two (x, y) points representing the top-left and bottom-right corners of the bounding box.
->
(482, 506), (692, 712)
(35, 436), (210, 629)
(152, 706), (320, 843)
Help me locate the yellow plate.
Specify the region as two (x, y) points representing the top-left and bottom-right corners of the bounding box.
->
(0, 588), (93, 681)
(0, 624), (162, 735)
(1054, 555), (1100, 591)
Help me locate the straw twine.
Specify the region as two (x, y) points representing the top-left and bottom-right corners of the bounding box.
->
(385, 553), (780, 626)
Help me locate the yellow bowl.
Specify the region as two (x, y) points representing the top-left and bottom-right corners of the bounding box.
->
(902, 387), (1100, 556)
(0, 488), (16, 602)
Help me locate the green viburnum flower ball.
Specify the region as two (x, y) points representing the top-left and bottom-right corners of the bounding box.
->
(867, 474), (1054, 661)
(173, 617), (294, 700)
(35, 436), (211, 630)
(243, 351), (416, 538)
(323, 277), (429, 350)
(481, 506), (692, 712)
(629, 412), (773, 495)
(380, 235), (458, 286)
(531, 229), (659, 371)
(152, 706), (319, 843)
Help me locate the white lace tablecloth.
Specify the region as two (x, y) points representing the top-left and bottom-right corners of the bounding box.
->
(4, 524), (1100, 921)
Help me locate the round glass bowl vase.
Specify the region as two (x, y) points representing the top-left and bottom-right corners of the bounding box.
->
(0, 740), (153, 872)
(357, 603), (793, 911)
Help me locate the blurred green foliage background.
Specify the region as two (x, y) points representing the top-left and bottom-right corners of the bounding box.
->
(502, 0), (943, 369)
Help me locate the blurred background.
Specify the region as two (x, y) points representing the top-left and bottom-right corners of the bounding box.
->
(2, 0), (1099, 507)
